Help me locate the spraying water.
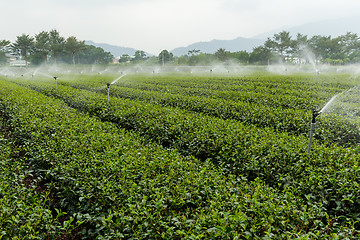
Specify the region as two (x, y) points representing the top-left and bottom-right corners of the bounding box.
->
(307, 86), (356, 153)
(319, 87), (356, 113)
(34, 71), (53, 79)
(319, 94), (339, 113)
(110, 73), (127, 85)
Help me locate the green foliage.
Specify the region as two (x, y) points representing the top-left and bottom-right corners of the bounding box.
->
(214, 48), (230, 62)
(119, 54), (131, 63)
(0, 78), (335, 238)
(34, 31), (51, 65)
(65, 36), (86, 65)
(249, 46), (271, 65)
(0, 116), (72, 238)
(229, 50), (250, 64)
(49, 29), (65, 64)
(1, 72), (360, 238)
(158, 50), (173, 65)
(133, 50), (147, 62)
(8, 30), (111, 66)
(0, 51), (7, 64)
(77, 45), (114, 64)
(10, 34), (35, 65)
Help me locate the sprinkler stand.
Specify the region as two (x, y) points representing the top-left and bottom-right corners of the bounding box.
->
(53, 76), (58, 89)
(307, 110), (320, 153)
(107, 83), (111, 104)
(317, 70), (319, 84)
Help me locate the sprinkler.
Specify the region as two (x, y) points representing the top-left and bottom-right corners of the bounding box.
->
(106, 83), (111, 104)
(53, 76), (58, 89)
(307, 110), (321, 153)
(316, 70), (320, 83)
(210, 69), (213, 79)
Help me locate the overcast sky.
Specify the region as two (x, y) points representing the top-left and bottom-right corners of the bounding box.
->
(1, 0), (360, 54)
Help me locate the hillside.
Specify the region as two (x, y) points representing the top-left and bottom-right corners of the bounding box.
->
(85, 40), (152, 58)
(254, 15), (360, 39)
(170, 37), (264, 56)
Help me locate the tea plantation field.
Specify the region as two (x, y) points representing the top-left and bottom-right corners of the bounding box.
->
(1, 68), (360, 239)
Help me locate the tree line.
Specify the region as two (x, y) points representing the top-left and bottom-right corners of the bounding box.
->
(4, 29), (359, 66)
(156, 31), (360, 66)
(0, 29), (114, 66)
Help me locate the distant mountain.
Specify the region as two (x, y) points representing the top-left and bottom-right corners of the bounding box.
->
(85, 40), (152, 58)
(86, 16), (360, 59)
(253, 15), (360, 39)
(170, 37), (264, 56)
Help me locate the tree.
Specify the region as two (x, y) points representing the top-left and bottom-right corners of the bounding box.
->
(49, 29), (65, 65)
(133, 50), (147, 62)
(35, 31), (50, 65)
(77, 45), (114, 64)
(230, 51), (249, 64)
(188, 49), (200, 56)
(215, 48), (229, 62)
(265, 31), (295, 61)
(249, 46), (272, 65)
(158, 50), (173, 65)
(11, 34), (34, 66)
(293, 33), (308, 64)
(65, 36), (85, 64)
(308, 35), (336, 62)
(119, 54), (131, 63)
(339, 32), (360, 62)
(0, 40), (10, 64)
(177, 55), (188, 65)
(0, 40), (10, 51)
(190, 52), (214, 66)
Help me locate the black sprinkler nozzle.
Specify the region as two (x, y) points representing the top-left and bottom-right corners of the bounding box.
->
(312, 110), (321, 123)
(106, 83), (111, 88)
(53, 76), (58, 80)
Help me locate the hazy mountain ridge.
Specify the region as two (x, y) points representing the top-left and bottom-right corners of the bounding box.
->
(170, 37), (265, 56)
(87, 16), (360, 58)
(85, 40), (152, 58)
(253, 15), (360, 39)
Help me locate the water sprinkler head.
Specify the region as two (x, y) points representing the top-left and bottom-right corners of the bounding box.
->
(312, 110), (321, 123)
(106, 83), (111, 88)
(53, 76), (58, 80)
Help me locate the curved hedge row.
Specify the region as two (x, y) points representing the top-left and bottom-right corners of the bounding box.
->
(0, 115), (71, 238)
(60, 73), (345, 110)
(12, 79), (360, 226)
(57, 75), (360, 147)
(0, 79), (342, 238)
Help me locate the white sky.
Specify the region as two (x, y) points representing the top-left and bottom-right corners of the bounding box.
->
(1, 0), (360, 54)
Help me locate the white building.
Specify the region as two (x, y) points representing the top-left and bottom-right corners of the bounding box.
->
(10, 59), (27, 66)
(5, 53), (28, 66)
